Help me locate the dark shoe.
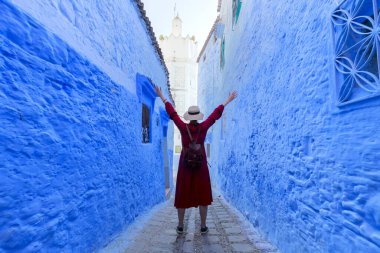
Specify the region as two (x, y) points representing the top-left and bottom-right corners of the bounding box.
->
(176, 226), (184, 234)
(200, 226), (209, 234)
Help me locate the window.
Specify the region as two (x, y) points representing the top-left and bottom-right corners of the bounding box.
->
(136, 73), (157, 143)
(232, 0), (242, 26)
(174, 93), (186, 114)
(331, 0), (380, 104)
(173, 66), (185, 87)
(142, 104), (151, 143)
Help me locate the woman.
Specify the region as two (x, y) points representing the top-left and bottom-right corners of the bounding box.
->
(154, 85), (237, 234)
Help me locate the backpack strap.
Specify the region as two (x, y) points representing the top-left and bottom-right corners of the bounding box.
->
(185, 124), (193, 142)
(186, 125), (201, 143)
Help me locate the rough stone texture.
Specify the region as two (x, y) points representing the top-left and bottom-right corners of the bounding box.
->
(0, 1), (173, 252)
(9, 0), (169, 95)
(198, 1), (380, 253)
(101, 195), (278, 253)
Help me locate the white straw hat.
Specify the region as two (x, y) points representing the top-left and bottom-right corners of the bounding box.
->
(183, 106), (204, 121)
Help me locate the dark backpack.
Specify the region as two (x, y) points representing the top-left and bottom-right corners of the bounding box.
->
(183, 125), (203, 169)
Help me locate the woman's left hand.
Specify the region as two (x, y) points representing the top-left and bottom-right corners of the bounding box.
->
(223, 91), (238, 106)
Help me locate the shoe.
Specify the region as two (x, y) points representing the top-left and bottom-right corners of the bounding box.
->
(176, 226), (184, 234)
(200, 226), (209, 234)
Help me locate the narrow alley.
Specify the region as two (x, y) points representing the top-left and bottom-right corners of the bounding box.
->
(1, 0), (380, 253)
(101, 194), (279, 253)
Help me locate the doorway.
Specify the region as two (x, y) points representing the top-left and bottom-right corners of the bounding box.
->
(162, 135), (170, 199)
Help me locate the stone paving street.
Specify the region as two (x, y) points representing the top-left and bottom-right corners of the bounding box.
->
(100, 195), (280, 253)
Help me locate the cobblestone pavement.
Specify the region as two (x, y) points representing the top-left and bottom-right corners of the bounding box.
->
(100, 195), (280, 253)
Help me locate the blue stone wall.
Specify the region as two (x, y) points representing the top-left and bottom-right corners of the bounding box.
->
(198, 1), (380, 253)
(0, 1), (173, 252)
(197, 37), (224, 187)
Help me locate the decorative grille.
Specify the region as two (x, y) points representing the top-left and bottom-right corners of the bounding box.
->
(331, 0), (380, 104)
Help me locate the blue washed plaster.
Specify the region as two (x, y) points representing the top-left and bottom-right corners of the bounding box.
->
(198, 1), (380, 253)
(0, 1), (172, 252)
(8, 0), (169, 94)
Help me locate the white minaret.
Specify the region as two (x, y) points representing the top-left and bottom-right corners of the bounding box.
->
(172, 16), (182, 37)
(159, 15), (198, 175)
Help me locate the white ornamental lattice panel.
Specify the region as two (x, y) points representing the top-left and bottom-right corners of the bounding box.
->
(332, 0), (380, 104)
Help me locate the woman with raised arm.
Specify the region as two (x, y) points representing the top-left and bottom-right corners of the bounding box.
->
(154, 85), (237, 235)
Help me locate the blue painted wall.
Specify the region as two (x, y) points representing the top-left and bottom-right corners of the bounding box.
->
(0, 1), (173, 252)
(198, 1), (380, 253)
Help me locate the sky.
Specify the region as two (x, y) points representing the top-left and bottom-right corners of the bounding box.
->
(141, 0), (219, 48)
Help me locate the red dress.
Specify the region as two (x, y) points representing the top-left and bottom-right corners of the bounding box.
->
(165, 102), (224, 208)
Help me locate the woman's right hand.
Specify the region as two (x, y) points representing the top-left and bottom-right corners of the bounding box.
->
(223, 91), (238, 106)
(154, 84), (166, 102)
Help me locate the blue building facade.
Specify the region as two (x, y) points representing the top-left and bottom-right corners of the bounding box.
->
(198, 0), (380, 253)
(0, 0), (173, 252)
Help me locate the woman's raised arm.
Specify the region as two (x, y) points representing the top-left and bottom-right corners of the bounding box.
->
(154, 84), (186, 131)
(203, 91), (238, 130)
